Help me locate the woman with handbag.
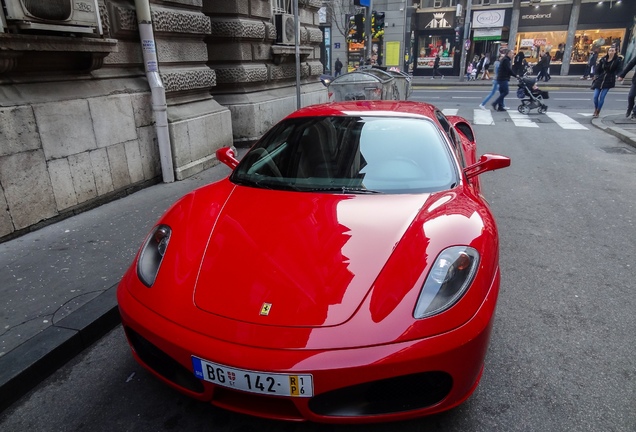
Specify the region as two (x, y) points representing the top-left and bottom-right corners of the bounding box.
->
(591, 46), (623, 118)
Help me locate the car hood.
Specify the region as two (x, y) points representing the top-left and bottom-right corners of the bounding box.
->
(193, 186), (428, 327)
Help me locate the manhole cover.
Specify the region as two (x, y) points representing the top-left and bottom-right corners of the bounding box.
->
(602, 147), (636, 154)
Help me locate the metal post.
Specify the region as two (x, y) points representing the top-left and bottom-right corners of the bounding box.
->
(294, 0), (301, 109)
(366, 0), (374, 63)
(459, 0), (472, 82)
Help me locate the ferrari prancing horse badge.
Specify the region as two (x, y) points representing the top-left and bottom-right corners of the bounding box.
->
(260, 302), (272, 316)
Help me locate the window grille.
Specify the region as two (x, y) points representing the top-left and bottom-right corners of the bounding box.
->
(272, 0), (291, 15)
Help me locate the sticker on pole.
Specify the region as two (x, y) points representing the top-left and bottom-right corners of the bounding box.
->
(464, 39), (471, 51)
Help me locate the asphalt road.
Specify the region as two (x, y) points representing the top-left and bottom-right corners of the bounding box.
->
(1, 90), (635, 431)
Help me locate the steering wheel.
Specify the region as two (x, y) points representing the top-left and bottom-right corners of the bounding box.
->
(246, 148), (283, 178)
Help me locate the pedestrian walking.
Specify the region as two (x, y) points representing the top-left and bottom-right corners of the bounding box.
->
(617, 50), (636, 118)
(581, 50), (598, 80)
(591, 45), (623, 118)
(479, 53), (504, 110)
(431, 53), (444, 79)
(480, 53), (491, 80)
(334, 57), (343, 77)
(513, 51), (526, 76)
(475, 53), (486, 78)
(536, 51), (551, 81)
(491, 49), (518, 112)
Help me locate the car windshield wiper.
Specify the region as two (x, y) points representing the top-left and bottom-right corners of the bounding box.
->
(305, 186), (381, 194)
(233, 177), (300, 191)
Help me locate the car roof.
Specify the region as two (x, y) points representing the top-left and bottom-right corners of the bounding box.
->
(284, 101), (438, 120)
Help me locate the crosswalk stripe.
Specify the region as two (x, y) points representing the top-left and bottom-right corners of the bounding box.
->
(544, 112), (588, 130)
(441, 108), (589, 129)
(506, 111), (539, 128)
(473, 109), (495, 125)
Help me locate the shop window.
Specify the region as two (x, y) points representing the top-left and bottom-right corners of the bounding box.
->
(417, 34), (457, 70)
(472, 0), (511, 4)
(571, 29), (625, 65)
(422, 0), (457, 7)
(514, 31), (567, 65)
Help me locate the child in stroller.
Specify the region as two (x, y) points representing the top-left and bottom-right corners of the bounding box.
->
(516, 76), (549, 114)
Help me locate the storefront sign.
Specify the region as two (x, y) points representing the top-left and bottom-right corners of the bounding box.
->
(472, 10), (505, 29)
(520, 38), (535, 47)
(422, 13), (452, 29)
(519, 5), (571, 27)
(474, 28), (502, 41)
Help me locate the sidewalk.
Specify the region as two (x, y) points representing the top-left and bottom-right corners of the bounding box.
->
(1, 79), (635, 414)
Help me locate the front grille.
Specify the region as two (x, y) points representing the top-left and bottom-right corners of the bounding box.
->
(23, 0), (71, 21)
(309, 372), (453, 417)
(124, 327), (205, 394)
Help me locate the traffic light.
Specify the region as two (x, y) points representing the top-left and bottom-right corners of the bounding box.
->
(373, 12), (385, 38)
(346, 14), (365, 43)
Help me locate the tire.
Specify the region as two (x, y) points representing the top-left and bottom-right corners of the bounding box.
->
(520, 105), (531, 115)
(518, 105), (524, 113)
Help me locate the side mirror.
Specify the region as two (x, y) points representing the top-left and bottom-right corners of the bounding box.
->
(216, 147), (239, 170)
(464, 154), (510, 180)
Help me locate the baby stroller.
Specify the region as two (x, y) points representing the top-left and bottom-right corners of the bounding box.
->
(516, 77), (549, 114)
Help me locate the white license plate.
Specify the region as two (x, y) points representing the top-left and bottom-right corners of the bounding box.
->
(192, 356), (313, 397)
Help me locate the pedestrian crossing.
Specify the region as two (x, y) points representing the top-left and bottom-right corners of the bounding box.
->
(440, 108), (589, 130)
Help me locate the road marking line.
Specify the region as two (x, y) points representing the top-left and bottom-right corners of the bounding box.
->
(473, 109), (495, 125)
(507, 111), (539, 127)
(544, 112), (588, 130)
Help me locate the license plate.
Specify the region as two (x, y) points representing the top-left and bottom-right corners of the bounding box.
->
(192, 356), (313, 397)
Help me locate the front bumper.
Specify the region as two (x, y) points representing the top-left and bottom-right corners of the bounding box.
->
(117, 271), (499, 423)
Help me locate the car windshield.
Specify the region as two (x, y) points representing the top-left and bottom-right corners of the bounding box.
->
(230, 116), (457, 194)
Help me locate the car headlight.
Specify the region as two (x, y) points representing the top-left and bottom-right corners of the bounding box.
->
(413, 246), (480, 319)
(137, 225), (171, 287)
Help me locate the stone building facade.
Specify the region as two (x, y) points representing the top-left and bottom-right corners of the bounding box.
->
(0, 0), (327, 242)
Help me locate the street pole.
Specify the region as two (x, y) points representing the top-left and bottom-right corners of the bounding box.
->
(366, 0), (374, 63)
(294, 0), (301, 109)
(459, 0), (472, 82)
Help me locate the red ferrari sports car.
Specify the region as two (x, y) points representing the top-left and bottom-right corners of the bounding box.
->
(117, 100), (510, 423)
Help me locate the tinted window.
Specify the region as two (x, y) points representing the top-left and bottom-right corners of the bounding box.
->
(230, 116), (457, 194)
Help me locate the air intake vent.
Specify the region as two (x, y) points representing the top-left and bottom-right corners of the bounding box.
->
(23, 0), (72, 21)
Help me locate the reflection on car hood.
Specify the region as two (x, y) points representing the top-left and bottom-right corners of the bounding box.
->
(193, 187), (428, 327)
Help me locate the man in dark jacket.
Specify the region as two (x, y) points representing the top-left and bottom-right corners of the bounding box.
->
(513, 51), (526, 76)
(431, 53), (444, 79)
(334, 58), (343, 77)
(618, 52), (636, 118)
(491, 49), (518, 112)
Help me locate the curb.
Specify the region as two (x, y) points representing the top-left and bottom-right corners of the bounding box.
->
(591, 116), (636, 149)
(0, 286), (121, 413)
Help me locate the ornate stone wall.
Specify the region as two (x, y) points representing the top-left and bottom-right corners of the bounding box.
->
(203, 0), (328, 144)
(0, 0), (326, 241)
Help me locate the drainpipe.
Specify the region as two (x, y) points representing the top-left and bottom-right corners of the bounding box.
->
(134, 0), (174, 183)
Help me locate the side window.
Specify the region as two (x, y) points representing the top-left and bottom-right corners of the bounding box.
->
(449, 127), (466, 168)
(435, 110), (464, 165)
